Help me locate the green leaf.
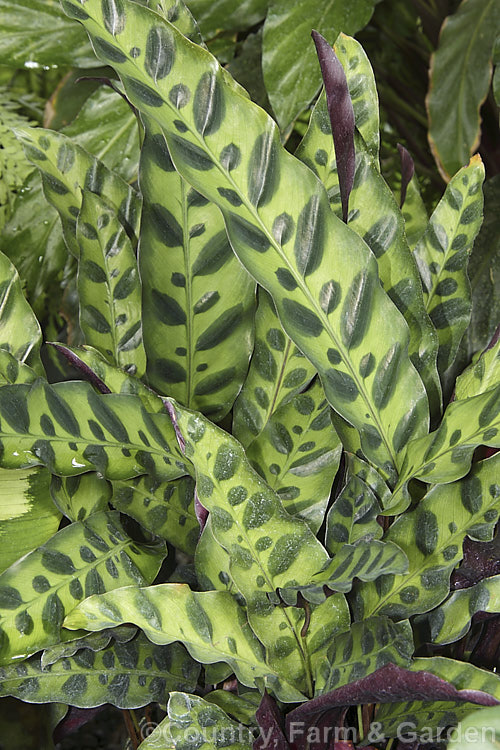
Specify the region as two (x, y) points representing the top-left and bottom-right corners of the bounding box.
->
(455, 336), (500, 400)
(448, 705), (500, 749)
(16, 127), (140, 258)
(414, 157), (485, 378)
(303, 593), (350, 688)
(0, 469), (61, 573)
(402, 175), (428, 250)
(41, 625), (137, 667)
(246, 378), (342, 533)
(262, 1), (376, 130)
(352, 453), (500, 621)
(111, 475), (200, 554)
(50, 472), (111, 522)
(347, 452), (392, 509)
(314, 616), (413, 696)
(0, 251), (42, 373)
(194, 516), (234, 591)
(0, 510), (165, 663)
(185, 0), (267, 37)
(65, 0), (431, 475)
(423, 574), (500, 645)
(297, 90), (441, 420)
(0, 0), (96, 68)
(0, 379), (187, 481)
(0, 633), (199, 708)
(0, 93), (35, 231)
(325, 473), (382, 555)
(139, 118), (255, 421)
(427, 0), (498, 179)
(0, 350), (38, 386)
(63, 584), (306, 702)
(232, 289), (316, 448)
(395, 387), (500, 489)
(204, 689), (260, 724)
(139, 691), (254, 750)
(373, 658), (500, 741)
(77, 191), (146, 377)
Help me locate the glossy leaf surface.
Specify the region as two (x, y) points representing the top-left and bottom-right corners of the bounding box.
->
(0, 510), (164, 663)
(50, 472), (111, 522)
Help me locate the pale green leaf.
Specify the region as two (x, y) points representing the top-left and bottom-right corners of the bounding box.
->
(50, 472), (111, 522)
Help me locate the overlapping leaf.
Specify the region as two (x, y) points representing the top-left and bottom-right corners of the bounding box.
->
(0, 510), (165, 663)
(413, 157), (484, 378)
(402, 176), (428, 250)
(427, 0), (498, 179)
(16, 127), (140, 257)
(448, 705), (500, 750)
(185, 0), (267, 37)
(204, 689), (260, 724)
(297, 78), (441, 419)
(455, 334), (500, 400)
(0, 379), (187, 481)
(77, 190), (146, 376)
(111, 475), (199, 554)
(50, 472), (111, 522)
(325, 473), (382, 555)
(373, 658), (500, 741)
(0, 251), (42, 374)
(0, 469), (61, 573)
(0, 633), (198, 708)
(138, 118), (254, 421)
(232, 290), (316, 448)
(314, 616), (413, 696)
(353, 453), (500, 622)
(0, 350), (38, 386)
(63, 584), (305, 702)
(246, 378), (342, 532)
(139, 691), (254, 750)
(303, 593), (350, 689)
(424, 574), (500, 645)
(62, 0), (430, 477)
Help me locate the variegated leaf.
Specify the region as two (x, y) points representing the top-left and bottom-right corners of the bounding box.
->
(195, 517), (234, 592)
(455, 334), (500, 400)
(314, 616), (413, 696)
(348, 452), (392, 509)
(0, 350), (38, 386)
(41, 626), (137, 668)
(111, 475), (199, 555)
(423, 574), (500, 645)
(353, 453), (500, 622)
(0, 633), (198, 708)
(139, 691), (254, 750)
(303, 594), (350, 689)
(138, 118), (254, 421)
(16, 127), (140, 257)
(0, 469), (61, 573)
(325, 474), (382, 555)
(246, 378), (342, 533)
(402, 175), (428, 250)
(63, 584), (305, 702)
(203, 689), (260, 724)
(232, 289), (316, 448)
(0, 379), (188, 481)
(62, 0), (430, 478)
(50, 472), (111, 522)
(0, 510), (165, 663)
(0, 251), (42, 374)
(297, 87), (441, 420)
(77, 191), (146, 376)
(413, 156), (485, 378)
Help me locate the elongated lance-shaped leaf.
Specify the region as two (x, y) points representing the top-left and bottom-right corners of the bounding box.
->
(422, 574), (500, 646)
(232, 289), (316, 448)
(140, 691), (254, 750)
(204, 690), (261, 724)
(246, 378), (342, 533)
(63, 584), (306, 702)
(41, 625), (138, 668)
(394, 386), (500, 493)
(195, 517), (235, 592)
(325, 473), (382, 556)
(352, 453), (500, 622)
(0, 510), (165, 664)
(312, 31), (355, 224)
(62, 0), (430, 478)
(296, 93), (441, 421)
(413, 156), (485, 378)
(0, 350), (38, 386)
(0, 633), (199, 708)
(111, 474), (199, 554)
(402, 175), (428, 250)
(77, 191), (146, 377)
(281, 539), (408, 604)
(314, 616), (413, 696)
(139, 118), (255, 421)
(166, 398), (329, 696)
(373, 658), (500, 741)
(455, 329), (500, 400)
(303, 593), (350, 689)
(15, 127), (140, 257)
(53, 344), (163, 412)
(0, 379), (188, 481)
(50, 472), (111, 522)
(0, 251), (42, 374)
(0, 468), (61, 573)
